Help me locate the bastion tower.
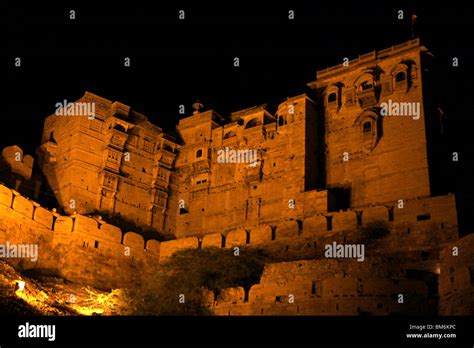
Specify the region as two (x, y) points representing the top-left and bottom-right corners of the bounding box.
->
(307, 38), (446, 211)
(36, 93), (179, 232)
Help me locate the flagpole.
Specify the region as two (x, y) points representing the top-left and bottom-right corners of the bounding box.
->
(411, 14), (417, 39)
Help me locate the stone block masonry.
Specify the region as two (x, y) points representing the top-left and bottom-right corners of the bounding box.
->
(0, 180), (460, 279)
(35, 39), (454, 247)
(208, 259), (433, 316)
(159, 237), (199, 261)
(0, 39), (470, 315)
(201, 233), (224, 248)
(0, 183), (160, 289)
(438, 234), (474, 315)
(0, 181), (468, 314)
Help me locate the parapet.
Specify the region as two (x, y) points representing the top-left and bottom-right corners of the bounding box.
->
(314, 39), (424, 81)
(0, 185), (13, 207)
(159, 237), (199, 261)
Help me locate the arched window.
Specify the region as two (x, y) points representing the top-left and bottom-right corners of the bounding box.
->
(112, 124), (126, 132)
(278, 115), (287, 126)
(362, 121), (372, 134)
(359, 81), (373, 91)
(49, 132), (57, 143)
(196, 149), (203, 158)
(395, 71), (406, 82)
(355, 111), (381, 151)
(224, 131), (236, 139)
(328, 92), (337, 103)
(163, 145), (174, 152)
(245, 118), (262, 129)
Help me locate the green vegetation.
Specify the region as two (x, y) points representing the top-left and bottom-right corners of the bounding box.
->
(130, 247), (265, 315)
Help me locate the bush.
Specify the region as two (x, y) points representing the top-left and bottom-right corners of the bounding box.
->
(129, 247), (265, 315)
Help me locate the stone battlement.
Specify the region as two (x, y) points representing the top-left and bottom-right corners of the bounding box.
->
(204, 258), (434, 315)
(0, 183), (155, 256)
(0, 183), (159, 288)
(1, 180), (471, 316)
(0, 180), (459, 289)
(315, 38), (422, 80)
(1, 39), (471, 315)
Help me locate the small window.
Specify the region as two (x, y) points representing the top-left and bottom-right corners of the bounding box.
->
(224, 131), (236, 139)
(245, 118), (262, 129)
(417, 214), (431, 221)
(196, 149), (203, 158)
(395, 71), (406, 82)
(49, 131), (57, 143)
(328, 92), (337, 103)
(297, 220), (303, 235)
(362, 121), (372, 134)
(312, 280), (322, 296)
(275, 296), (284, 303)
(326, 216), (333, 231)
(356, 211), (362, 226)
(388, 207), (394, 221)
(360, 81), (373, 91)
(278, 115), (287, 126)
(94, 240), (99, 249)
(113, 124), (126, 132)
(163, 145), (174, 152)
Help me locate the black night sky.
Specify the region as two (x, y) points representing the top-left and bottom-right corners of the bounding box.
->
(5, 0), (474, 231)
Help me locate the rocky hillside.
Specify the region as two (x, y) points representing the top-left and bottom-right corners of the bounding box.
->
(0, 261), (131, 315)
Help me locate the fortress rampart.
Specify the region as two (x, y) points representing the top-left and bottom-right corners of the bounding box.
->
(1, 39), (473, 315)
(2, 181), (470, 316)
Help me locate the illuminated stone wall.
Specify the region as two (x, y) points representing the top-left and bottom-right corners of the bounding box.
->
(37, 92), (178, 234)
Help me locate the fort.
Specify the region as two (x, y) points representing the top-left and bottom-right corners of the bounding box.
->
(0, 38), (472, 315)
